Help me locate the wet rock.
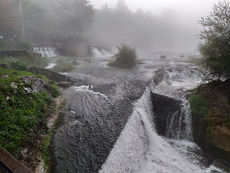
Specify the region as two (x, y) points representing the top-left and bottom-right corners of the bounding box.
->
(10, 82), (17, 89)
(160, 55), (167, 59)
(28, 67), (71, 83)
(21, 76), (47, 93)
(191, 80), (230, 162)
(150, 92), (182, 137)
(53, 78), (148, 173)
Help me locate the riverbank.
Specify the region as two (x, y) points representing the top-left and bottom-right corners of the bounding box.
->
(189, 80), (230, 163)
(0, 67), (64, 172)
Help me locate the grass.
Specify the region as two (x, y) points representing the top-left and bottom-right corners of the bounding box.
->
(41, 97), (63, 173)
(109, 44), (137, 68)
(0, 67), (60, 159)
(52, 57), (77, 72)
(0, 54), (48, 69)
(41, 129), (53, 173)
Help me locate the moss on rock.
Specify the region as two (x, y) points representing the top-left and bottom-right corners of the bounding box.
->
(189, 80), (230, 161)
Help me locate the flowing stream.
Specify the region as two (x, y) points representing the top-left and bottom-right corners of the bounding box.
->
(53, 50), (228, 173)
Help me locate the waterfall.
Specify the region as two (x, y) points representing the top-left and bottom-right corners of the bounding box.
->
(99, 88), (204, 173)
(91, 47), (115, 57)
(33, 47), (57, 58)
(99, 65), (225, 173)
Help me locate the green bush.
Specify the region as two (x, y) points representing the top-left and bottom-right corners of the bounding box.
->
(109, 44), (137, 68)
(50, 83), (60, 98)
(189, 95), (209, 117)
(9, 61), (28, 71)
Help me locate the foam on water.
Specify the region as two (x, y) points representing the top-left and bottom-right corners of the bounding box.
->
(100, 65), (226, 173)
(91, 47), (114, 57)
(72, 85), (108, 100)
(100, 88), (205, 173)
(33, 47), (57, 57)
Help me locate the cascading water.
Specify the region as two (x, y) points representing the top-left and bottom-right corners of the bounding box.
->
(99, 65), (226, 173)
(90, 47), (115, 58)
(53, 50), (228, 173)
(33, 47), (57, 57)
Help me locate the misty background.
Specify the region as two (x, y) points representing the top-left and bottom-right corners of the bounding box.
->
(3, 0), (220, 53)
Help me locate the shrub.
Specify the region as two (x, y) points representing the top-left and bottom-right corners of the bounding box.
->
(9, 61), (28, 71)
(189, 95), (209, 117)
(49, 83), (60, 98)
(199, 1), (230, 79)
(109, 44), (137, 68)
(1, 54), (48, 69)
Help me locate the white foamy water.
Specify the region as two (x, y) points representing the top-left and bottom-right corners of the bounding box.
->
(45, 62), (56, 69)
(33, 47), (57, 57)
(91, 47), (115, 57)
(100, 65), (226, 173)
(72, 85), (108, 100)
(100, 89), (204, 173)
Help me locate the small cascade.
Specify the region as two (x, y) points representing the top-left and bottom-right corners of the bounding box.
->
(33, 47), (57, 58)
(151, 65), (203, 140)
(100, 64), (226, 173)
(91, 47), (114, 57)
(99, 88), (204, 173)
(166, 99), (193, 140)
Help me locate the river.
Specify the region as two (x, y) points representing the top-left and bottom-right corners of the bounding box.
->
(52, 49), (228, 173)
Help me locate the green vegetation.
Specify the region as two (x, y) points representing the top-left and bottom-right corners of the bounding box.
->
(1, 54), (48, 69)
(50, 83), (61, 98)
(0, 40), (31, 50)
(52, 57), (77, 72)
(189, 94), (209, 117)
(41, 98), (63, 172)
(0, 67), (59, 159)
(41, 129), (53, 173)
(199, 1), (230, 79)
(109, 44), (137, 68)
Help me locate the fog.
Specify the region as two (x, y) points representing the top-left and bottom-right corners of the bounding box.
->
(3, 0), (220, 53)
(88, 0), (220, 52)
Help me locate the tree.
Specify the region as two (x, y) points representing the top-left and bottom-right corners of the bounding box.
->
(56, 0), (95, 37)
(21, 0), (49, 41)
(199, 0), (230, 79)
(0, 0), (20, 38)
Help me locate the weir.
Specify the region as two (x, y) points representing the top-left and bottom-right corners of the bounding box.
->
(53, 59), (226, 173)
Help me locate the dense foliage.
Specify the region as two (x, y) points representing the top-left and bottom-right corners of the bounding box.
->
(109, 44), (137, 68)
(199, 0), (230, 79)
(0, 68), (57, 157)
